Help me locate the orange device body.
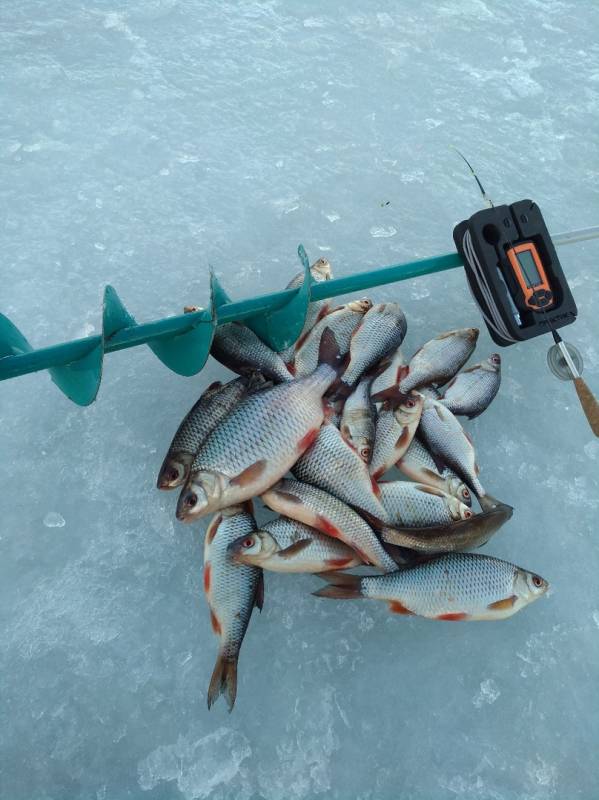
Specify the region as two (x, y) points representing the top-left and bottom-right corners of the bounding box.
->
(505, 242), (554, 311)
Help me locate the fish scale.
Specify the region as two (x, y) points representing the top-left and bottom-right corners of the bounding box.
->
(230, 517), (362, 573)
(193, 370), (329, 476)
(399, 328), (478, 394)
(293, 300), (372, 378)
(204, 507), (263, 710)
(378, 481), (472, 527)
(178, 340), (340, 520)
(315, 553), (549, 621)
(369, 392), (423, 479)
(291, 422), (392, 526)
(211, 322), (294, 383)
(418, 396), (486, 497)
(338, 302), (407, 394)
(339, 377), (375, 463)
(396, 437), (472, 506)
(157, 377), (249, 489)
(263, 478), (397, 571)
(440, 355), (501, 418)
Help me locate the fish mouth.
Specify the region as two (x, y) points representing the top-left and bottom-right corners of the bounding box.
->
(176, 486), (208, 522)
(157, 453), (192, 490)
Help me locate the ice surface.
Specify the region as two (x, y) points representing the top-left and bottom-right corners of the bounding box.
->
(1, 0), (599, 798)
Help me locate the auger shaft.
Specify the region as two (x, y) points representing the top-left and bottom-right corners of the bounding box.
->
(0, 227), (597, 405)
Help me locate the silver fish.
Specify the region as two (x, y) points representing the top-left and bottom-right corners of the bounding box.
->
(396, 437), (473, 506)
(418, 396), (486, 498)
(369, 391), (424, 480)
(157, 377), (255, 490)
(398, 328), (479, 394)
(279, 258), (333, 362)
(204, 505), (263, 711)
(293, 299), (372, 379)
(211, 322), (293, 383)
(314, 553), (548, 621)
(440, 354), (501, 418)
(336, 302), (408, 398)
(378, 481), (473, 527)
(339, 378), (376, 463)
(291, 421), (392, 527)
(177, 329), (341, 521)
(228, 517), (362, 573)
(380, 500), (513, 554)
(262, 479), (397, 571)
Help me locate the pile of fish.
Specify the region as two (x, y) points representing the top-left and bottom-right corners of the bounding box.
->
(157, 258), (549, 711)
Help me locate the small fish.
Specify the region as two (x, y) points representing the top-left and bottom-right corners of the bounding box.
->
(369, 391), (424, 480)
(293, 299), (372, 378)
(291, 422), (393, 528)
(204, 505), (263, 711)
(339, 378), (376, 463)
(396, 437), (472, 507)
(262, 478), (397, 571)
(370, 347), (407, 408)
(211, 322), (293, 383)
(398, 328), (479, 394)
(279, 258), (333, 362)
(157, 377), (256, 490)
(177, 329), (342, 521)
(418, 396), (486, 498)
(378, 481), (473, 527)
(335, 302), (408, 398)
(228, 517), (362, 573)
(440, 354), (501, 418)
(313, 553), (548, 621)
(380, 500), (513, 554)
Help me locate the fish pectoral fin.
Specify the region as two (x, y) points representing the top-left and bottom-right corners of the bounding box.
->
(254, 572), (265, 612)
(277, 539), (312, 559)
(429, 450), (448, 475)
(388, 600), (414, 615)
(487, 595), (517, 611)
(230, 459), (268, 487)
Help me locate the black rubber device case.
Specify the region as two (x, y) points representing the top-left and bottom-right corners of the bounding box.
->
(453, 199), (577, 346)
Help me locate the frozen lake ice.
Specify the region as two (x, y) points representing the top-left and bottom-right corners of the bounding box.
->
(1, 0), (599, 797)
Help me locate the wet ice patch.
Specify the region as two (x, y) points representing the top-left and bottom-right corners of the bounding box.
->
(370, 226), (397, 238)
(138, 727), (252, 800)
(43, 512), (65, 528)
(473, 678), (500, 708)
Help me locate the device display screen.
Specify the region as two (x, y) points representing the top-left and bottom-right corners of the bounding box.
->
(516, 249), (542, 287)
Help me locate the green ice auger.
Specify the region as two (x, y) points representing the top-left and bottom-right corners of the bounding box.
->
(0, 231), (597, 406)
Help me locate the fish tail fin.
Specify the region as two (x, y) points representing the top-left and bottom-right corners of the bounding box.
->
(478, 492), (504, 513)
(207, 654), (238, 712)
(312, 571), (363, 600)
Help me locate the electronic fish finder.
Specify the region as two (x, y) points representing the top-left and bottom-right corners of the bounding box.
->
(453, 199), (577, 347)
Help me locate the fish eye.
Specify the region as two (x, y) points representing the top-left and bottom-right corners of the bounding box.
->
(532, 574), (543, 588)
(184, 492), (197, 508)
(491, 354), (501, 365)
(405, 398), (416, 408)
(165, 467), (178, 482)
(464, 509), (473, 518)
(462, 488), (470, 499)
(242, 537), (254, 548)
